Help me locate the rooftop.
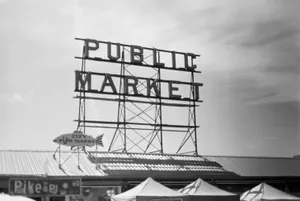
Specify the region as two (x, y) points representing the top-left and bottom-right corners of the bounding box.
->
(0, 150), (299, 179)
(205, 155), (300, 177)
(0, 150), (231, 179)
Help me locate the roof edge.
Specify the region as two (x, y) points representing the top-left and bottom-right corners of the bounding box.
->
(0, 150), (298, 160)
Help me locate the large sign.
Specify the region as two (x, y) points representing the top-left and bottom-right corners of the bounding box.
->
(75, 38), (200, 71)
(75, 71), (202, 101)
(9, 178), (81, 196)
(75, 39), (202, 102)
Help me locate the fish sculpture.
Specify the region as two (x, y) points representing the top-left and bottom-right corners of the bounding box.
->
(53, 130), (104, 147)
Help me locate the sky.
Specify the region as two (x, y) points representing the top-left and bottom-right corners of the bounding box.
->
(0, 0), (299, 157)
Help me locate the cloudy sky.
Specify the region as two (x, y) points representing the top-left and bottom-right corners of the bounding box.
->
(0, 0), (299, 157)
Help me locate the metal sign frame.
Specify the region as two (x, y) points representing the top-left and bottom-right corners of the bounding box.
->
(74, 38), (202, 155)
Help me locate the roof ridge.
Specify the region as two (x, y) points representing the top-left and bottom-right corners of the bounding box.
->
(0, 150), (68, 153)
(0, 150), (297, 159)
(203, 155), (296, 159)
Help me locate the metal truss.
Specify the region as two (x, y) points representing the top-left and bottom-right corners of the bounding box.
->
(107, 47), (164, 154)
(76, 47), (87, 134)
(176, 72), (199, 155)
(74, 46), (202, 155)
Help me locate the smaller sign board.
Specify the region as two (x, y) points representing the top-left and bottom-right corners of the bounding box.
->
(9, 178), (81, 196)
(150, 198), (183, 201)
(69, 186), (121, 201)
(50, 196), (65, 201)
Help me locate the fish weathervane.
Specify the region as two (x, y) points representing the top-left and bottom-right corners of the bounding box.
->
(53, 131), (104, 147)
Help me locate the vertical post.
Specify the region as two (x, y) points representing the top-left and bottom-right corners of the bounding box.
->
(78, 147), (80, 169)
(122, 50), (127, 153)
(78, 46), (86, 168)
(59, 144), (61, 167)
(158, 52), (163, 154)
(108, 48), (125, 152)
(96, 144), (98, 169)
(82, 51), (86, 135)
(77, 46), (87, 132)
(191, 71), (198, 156)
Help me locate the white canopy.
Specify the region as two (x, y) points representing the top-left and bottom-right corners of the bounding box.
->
(0, 193), (35, 201)
(111, 177), (190, 201)
(241, 183), (300, 201)
(178, 178), (239, 201)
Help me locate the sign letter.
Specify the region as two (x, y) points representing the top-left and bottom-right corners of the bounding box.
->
(75, 71), (95, 91)
(100, 74), (117, 93)
(124, 76), (140, 95)
(83, 39), (99, 58)
(172, 51), (176, 69)
(147, 80), (160, 97)
(107, 42), (121, 61)
(49, 184), (58, 194)
(193, 83), (203, 100)
(131, 46), (143, 64)
(184, 53), (197, 70)
(14, 181), (23, 193)
(35, 183), (42, 193)
(168, 81), (181, 99)
(153, 49), (165, 67)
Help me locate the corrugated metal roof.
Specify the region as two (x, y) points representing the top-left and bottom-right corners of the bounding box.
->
(204, 156), (300, 177)
(0, 150), (106, 177)
(88, 152), (228, 176)
(0, 150), (229, 178)
(5, 151), (299, 178)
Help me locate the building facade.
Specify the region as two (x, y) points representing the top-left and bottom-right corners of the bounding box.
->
(0, 150), (300, 201)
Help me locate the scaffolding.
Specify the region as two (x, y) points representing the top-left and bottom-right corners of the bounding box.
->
(74, 39), (202, 155)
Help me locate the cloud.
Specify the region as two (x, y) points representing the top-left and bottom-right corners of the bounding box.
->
(10, 93), (24, 102)
(228, 69), (300, 105)
(199, 1), (300, 105)
(0, 92), (34, 103)
(221, 21), (299, 48)
(0, 93), (23, 103)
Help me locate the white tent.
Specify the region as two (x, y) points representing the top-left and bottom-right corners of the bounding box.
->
(111, 177), (190, 201)
(0, 193), (35, 201)
(241, 183), (300, 201)
(178, 178), (239, 201)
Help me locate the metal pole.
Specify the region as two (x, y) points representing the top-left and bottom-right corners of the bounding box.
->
(121, 49), (127, 152)
(191, 71), (198, 155)
(59, 144), (61, 167)
(158, 52), (163, 154)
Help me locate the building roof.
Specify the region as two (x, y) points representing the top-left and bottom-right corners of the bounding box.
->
(0, 150), (106, 177)
(205, 155), (300, 177)
(0, 150), (231, 179)
(0, 150), (299, 179)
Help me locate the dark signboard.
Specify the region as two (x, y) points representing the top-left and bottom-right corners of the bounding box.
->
(9, 178), (81, 196)
(150, 198), (183, 201)
(50, 196), (65, 201)
(69, 186), (121, 201)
